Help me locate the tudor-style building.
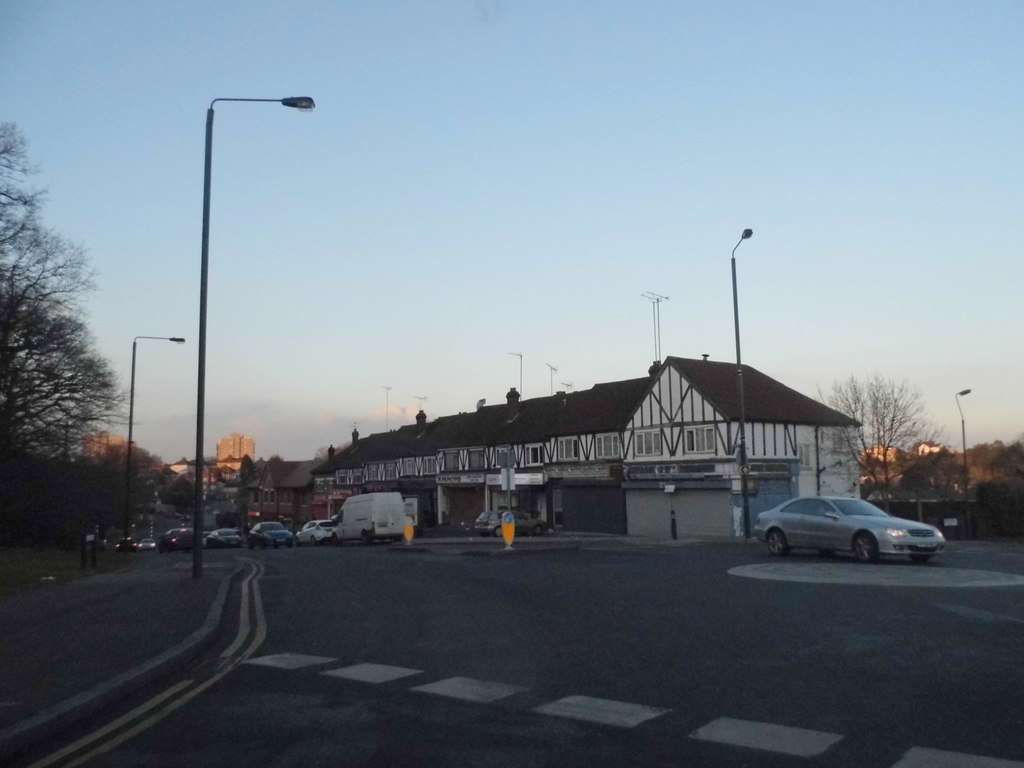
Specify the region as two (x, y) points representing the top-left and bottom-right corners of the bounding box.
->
(309, 357), (859, 539)
(622, 357), (859, 538)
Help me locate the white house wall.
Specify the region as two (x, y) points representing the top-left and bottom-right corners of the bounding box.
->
(626, 367), (802, 463)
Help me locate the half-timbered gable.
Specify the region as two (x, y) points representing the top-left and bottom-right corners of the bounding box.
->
(623, 357), (859, 538)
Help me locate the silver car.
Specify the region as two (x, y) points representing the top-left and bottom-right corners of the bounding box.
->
(754, 496), (945, 563)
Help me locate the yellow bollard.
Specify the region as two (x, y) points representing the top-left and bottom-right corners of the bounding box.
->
(404, 516), (415, 546)
(501, 511), (515, 550)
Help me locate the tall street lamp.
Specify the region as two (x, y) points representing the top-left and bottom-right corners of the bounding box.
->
(123, 336), (185, 547)
(731, 228), (754, 538)
(956, 388), (972, 538)
(194, 96), (315, 579)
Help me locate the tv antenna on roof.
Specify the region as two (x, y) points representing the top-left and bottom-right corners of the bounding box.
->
(414, 395), (427, 410)
(561, 381), (574, 393)
(642, 291), (669, 361)
(546, 363), (558, 395)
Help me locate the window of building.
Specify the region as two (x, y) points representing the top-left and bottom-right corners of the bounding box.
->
(526, 445), (544, 465)
(595, 434), (621, 459)
(799, 444), (813, 469)
(385, 463), (398, 480)
(495, 447), (512, 468)
(685, 426), (716, 454)
(422, 456), (437, 475)
(443, 451), (459, 471)
(402, 458), (416, 476)
(351, 469), (363, 485)
(635, 431), (662, 457)
(468, 449), (485, 469)
(557, 437), (580, 461)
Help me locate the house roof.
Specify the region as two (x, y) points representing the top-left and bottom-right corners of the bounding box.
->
(313, 375), (653, 475)
(664, 357), (858, 427)
(278, 459), (320, 489)
(310, 360), (856, 476)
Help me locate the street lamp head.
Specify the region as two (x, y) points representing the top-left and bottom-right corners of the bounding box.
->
(281, 96), (316, 111)
(169, 337), (186, 344)
(741, 229), (753, 239)
(957, 388), (972, 397)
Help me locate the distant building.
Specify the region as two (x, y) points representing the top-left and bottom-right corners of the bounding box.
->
(83, 431), (126, 459)
(217, 433), (255, 473)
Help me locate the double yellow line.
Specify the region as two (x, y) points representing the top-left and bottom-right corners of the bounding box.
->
(27, 558), (266, 768)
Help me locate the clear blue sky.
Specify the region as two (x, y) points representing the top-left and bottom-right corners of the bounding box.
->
(2, 0), (1021, 461)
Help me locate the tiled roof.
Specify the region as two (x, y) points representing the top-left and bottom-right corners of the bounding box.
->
(278, 459), (319, 489)
(665, 357), (858, 427)
(313, 376), (652, 475)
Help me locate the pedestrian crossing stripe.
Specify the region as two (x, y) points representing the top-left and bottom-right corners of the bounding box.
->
(322, 663), (423, 684)
(533, 696), (670, 728)
(243, 653), (336, 670)
(411, 677), (528, 703)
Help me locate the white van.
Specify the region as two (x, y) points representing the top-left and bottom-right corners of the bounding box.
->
(331, 492), (407, 545)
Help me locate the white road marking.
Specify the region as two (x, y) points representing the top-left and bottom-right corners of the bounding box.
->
(244, 653), (336, 670)
(532, 695), (670, 728)
(322, 663), (423, 684)
(891, 747), (1024, 767)
(411, 676), (528, 703)
(690, 717), (843, 757)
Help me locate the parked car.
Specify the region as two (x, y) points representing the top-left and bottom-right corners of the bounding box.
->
(205, 528), (243, 548)
(247, 522), (294, 549)
(295, 519), (336, 546)
(475, 510), (550, 537)
(138, 538), (156, 551)
(158, 527), (195, 553)
(754, 496), (946, 563)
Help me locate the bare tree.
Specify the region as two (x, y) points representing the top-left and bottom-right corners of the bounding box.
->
(0, 123), (119, 460)
(822, 374), (938, 506)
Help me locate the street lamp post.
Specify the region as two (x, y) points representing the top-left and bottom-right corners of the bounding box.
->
(194, 96), (315, 579)
(730, 228), (754, 538)
(956, 388), (972, 538)
(123, 336), (185, 547)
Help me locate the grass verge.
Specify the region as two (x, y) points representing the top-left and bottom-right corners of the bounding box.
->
(0, 547), (134, 603)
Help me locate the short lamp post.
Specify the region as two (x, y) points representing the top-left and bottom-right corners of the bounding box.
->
(193, 96), (315, 579)
(955, 388), (972, 538)
(123, 336), (185, 546)
(731, 228), (754, 538)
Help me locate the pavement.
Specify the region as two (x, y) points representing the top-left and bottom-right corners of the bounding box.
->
(0, 554), (240, 763)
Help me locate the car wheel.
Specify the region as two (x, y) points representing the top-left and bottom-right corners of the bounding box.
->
(766, 528), (790, 556)
(332, 533), (341, 547)
(909, 554), (932, 563)
(532, 524), (544, 536)
(853, 532), (880, 562)
(361, 530), (372, 546)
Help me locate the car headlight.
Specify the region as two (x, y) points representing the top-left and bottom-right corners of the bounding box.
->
(884, 528), (908, 537)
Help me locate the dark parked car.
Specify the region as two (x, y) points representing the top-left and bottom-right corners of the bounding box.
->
(247, 522), (294, 549)
(158, 527), (195, 553)
(115, 537), (140, 552)
(474, 511), (550, 537)
(205, 528), (243, 548)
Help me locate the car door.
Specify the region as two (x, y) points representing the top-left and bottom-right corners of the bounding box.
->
(798, 499), (840, 550)
(778, 499), (815, 545)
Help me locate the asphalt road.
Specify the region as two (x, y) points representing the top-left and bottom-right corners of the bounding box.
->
(19, 538), (1024, 767)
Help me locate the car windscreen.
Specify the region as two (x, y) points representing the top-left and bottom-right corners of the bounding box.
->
(832, 499), (890, 518)
(317, 521), (335, 527)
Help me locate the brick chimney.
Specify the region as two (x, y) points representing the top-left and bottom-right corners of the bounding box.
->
(415, 410), (427, 427)
(351, 428), (359, 444)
